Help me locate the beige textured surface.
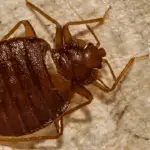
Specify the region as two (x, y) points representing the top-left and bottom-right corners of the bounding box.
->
(0, 0), (150, 149)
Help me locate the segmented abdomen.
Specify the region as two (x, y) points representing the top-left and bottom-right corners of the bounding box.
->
(0, 37), (69, 136)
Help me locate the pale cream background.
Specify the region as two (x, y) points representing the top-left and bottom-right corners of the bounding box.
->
(0, 0), (150, 149)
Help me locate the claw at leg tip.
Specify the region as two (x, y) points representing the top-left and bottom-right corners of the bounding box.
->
(143, 53), (149, 59)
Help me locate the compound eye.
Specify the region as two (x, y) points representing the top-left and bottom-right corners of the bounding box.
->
(85, 43), (95, 49)
(98, 48), (106, 57)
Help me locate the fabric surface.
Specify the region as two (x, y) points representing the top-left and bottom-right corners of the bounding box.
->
(0, 0), (149, 149)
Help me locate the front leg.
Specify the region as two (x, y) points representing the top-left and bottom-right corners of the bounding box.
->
(62, 7), (111, 45)
(94, 55), (149, 92)
(64, 85), (93, 116)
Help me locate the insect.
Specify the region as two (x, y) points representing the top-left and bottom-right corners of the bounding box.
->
(0, 0), (148, 142)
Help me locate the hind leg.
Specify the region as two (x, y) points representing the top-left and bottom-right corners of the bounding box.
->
(26, 0), (63, 50)
(2, 20), (36, 40)
(0, 118), (63, 142)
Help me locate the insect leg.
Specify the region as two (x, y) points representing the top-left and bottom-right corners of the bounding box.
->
(64, 86), (93, 116)
(65, 0), (102, 47)
(0, 118), (63, 141)
(94, 54), (149, 92)
(26, 0), (63, 49)
(54, 118), (64, 136)
(2, 20), (36, 40)
(102, 59), (117, 80)
(63, 6), (111, 45)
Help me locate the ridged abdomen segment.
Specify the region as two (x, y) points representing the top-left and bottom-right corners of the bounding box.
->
(0, 37), (69, 136)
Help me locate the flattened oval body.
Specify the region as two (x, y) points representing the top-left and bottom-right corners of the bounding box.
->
(0, 37), (70, 136)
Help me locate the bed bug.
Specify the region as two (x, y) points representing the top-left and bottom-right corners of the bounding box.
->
(0, 0), (148, 142)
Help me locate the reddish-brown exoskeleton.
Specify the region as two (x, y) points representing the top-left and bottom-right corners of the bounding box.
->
(0, 0), (148, 142)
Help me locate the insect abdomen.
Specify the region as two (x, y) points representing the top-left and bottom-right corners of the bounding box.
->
(0, 37), (69, 136)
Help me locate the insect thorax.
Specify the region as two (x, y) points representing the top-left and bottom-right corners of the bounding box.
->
(52, 45), (93, 84)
